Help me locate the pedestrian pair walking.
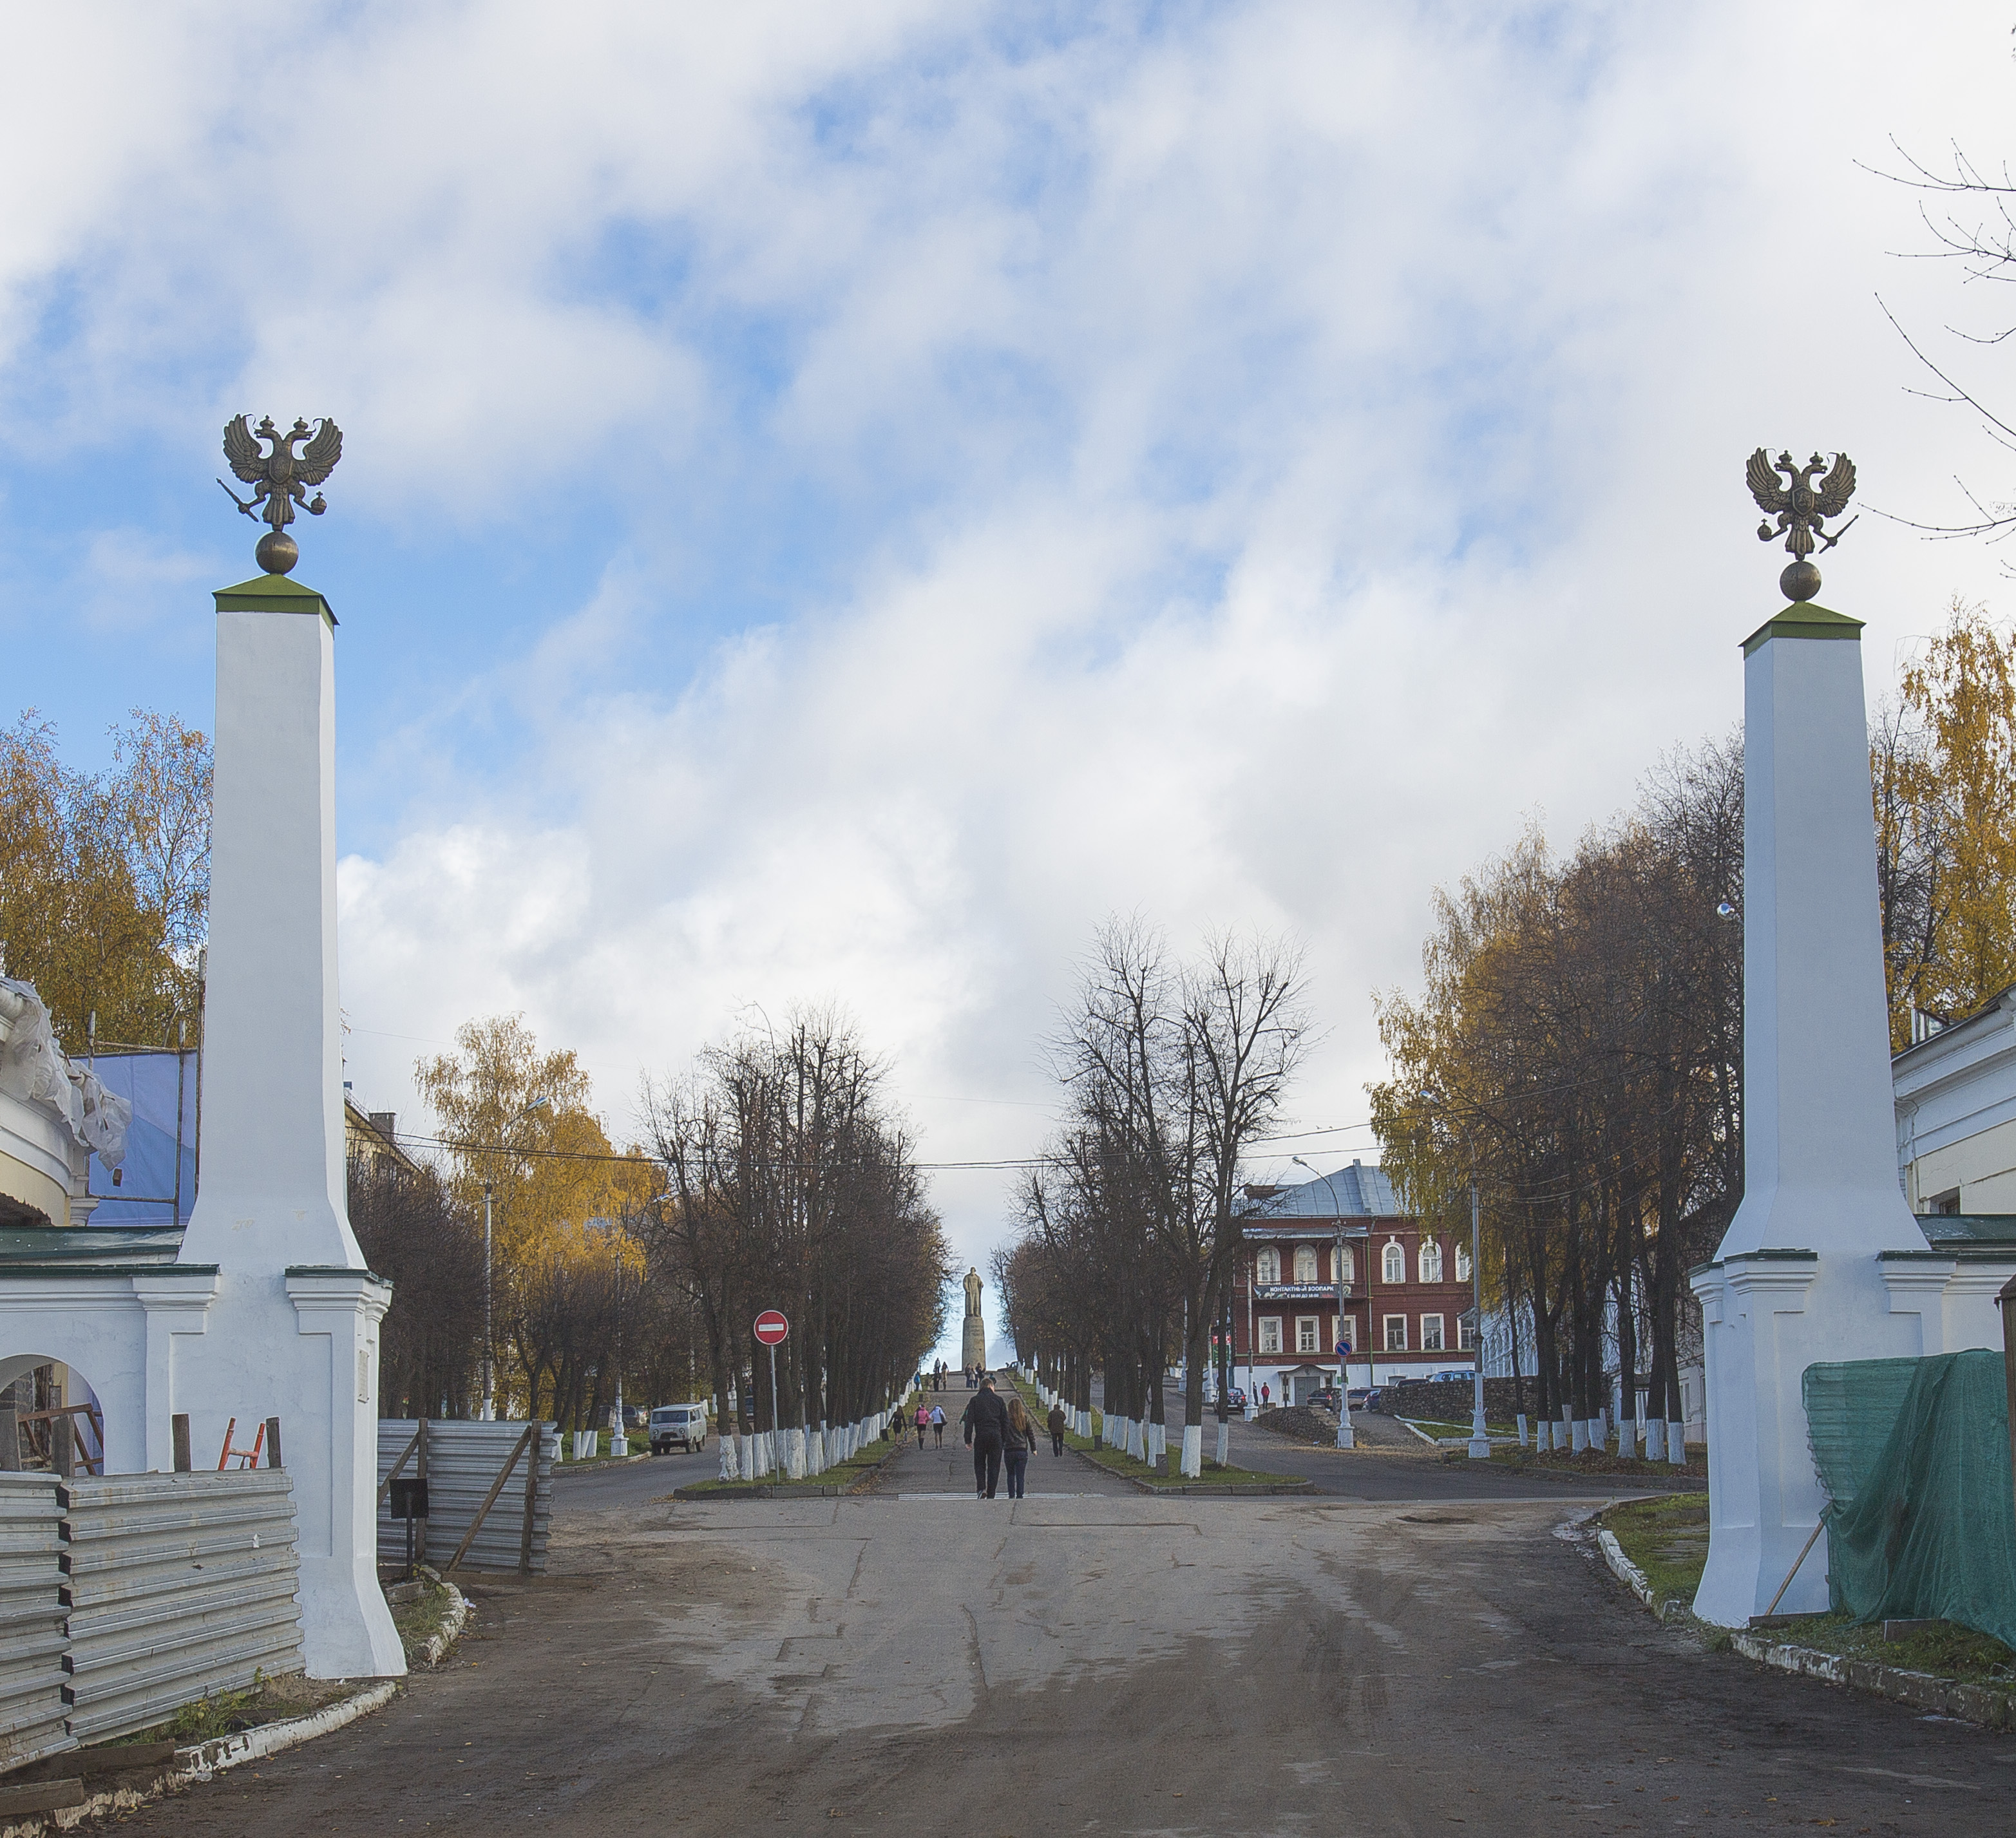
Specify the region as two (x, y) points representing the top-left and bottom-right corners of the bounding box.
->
(961, 1377), (1039, 1499)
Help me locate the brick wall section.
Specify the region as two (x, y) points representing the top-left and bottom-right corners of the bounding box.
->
(1376, 1378), (1530, 1422)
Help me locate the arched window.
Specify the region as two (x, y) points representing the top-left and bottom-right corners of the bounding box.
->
(1382, 1240), (1404, 1285)
(1293, 1246), (1318, 1284)
(1336, 1244), (1355, 1285)
(1418, 1238), (1443, 1284)
(1455, 1242), (1472, 1284)
(1256, 1247), (1280, 1285)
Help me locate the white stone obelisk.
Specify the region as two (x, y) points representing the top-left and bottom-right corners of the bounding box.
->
(171, 569), (404, 1678)
(1690, 598), (1926, 1627)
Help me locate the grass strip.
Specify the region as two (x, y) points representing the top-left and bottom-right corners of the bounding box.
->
(1599, 1492), (2016, 1689)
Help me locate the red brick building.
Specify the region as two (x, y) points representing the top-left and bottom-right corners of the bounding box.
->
(1230, 1162), (1478, 1404)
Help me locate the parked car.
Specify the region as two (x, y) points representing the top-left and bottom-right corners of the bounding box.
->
(649, 1403), (708, 1454)
(1346, 1387), (1374, 1412)
(622, 1403), (649, 1432)
(1223, 1387), (1248, 1412)
(1427, 1370), (1472, 1386)
(1308, 1387), (1342, 1414)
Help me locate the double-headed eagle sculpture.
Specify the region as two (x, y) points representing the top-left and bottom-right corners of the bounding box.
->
(218, 415), (343, 576)
(1746, 448), (1856, 603)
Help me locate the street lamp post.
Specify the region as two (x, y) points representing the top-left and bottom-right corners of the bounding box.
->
(1465, 1172), (1488, 1461)
(1291, 1157), (1354, 1450)
(1418, 1092), (1490, 1461)
(480, 1094), (549, 1422)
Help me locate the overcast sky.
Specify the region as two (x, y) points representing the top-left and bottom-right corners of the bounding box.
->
(5, 4), (2013, 1364)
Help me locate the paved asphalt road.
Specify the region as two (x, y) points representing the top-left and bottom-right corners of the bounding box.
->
(110, 1425), (2016, 1838)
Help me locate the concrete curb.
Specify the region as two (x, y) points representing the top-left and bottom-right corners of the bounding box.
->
(1595, 1527), (1688, 1624)
(672, 1482), (851, 1500)
(674, 1434), (911, 1502)
(1722, 1630), (2016, 1732)
(554, 1452), (655, 1476)
(414, 1582), (469, 1668)
(1593, 1514), (2016, 1732)
(0, 1680), (401, 1838)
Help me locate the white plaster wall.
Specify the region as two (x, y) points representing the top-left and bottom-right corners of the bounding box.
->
(0, 1283), (149, 1475)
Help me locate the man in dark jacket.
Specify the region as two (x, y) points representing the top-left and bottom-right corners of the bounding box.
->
(1046, 1401), (1067, 1457)
(962, 1376), (1010, 1499)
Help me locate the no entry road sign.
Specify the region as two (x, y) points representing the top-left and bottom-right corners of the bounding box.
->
(754, 1310), (790, 1346)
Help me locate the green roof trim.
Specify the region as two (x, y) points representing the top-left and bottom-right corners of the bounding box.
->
(0, 1263), (218, 1278)
(213, 573), (338, 627)
(1914, 1213), (2016, 1248)
(1742, 602), (1862, 656)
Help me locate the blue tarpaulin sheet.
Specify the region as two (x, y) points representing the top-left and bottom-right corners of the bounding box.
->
(85, 1050), (196, 1224)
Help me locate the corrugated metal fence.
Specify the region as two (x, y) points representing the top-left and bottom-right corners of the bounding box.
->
(62, 1470), (304, 1743)
(0, 1468), (304, 1766)
(0, 1473), (73, 1772)
(376, 1420), (557, 1574)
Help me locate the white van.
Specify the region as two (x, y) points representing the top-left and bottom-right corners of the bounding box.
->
(649, 1403), (708, 1454)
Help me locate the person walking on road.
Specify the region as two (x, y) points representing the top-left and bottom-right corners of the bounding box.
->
(930, 1403), (946, 1448)
(1003, 1394), (1038, 1499)
(1047, 1401), (1067, 1457)
(962, 1375), (1010, 1499)
(914, 1402), (929, 1449)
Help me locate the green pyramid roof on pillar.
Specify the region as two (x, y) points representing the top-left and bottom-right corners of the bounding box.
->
(1742, 602), (1860, 656)
(213, 573), (338, 626)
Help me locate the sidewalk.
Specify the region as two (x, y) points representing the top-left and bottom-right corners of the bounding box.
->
(871, 1415), (1135, 1497)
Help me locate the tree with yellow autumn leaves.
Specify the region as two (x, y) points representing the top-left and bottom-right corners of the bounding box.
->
(1, 708), (211, 1050)
(1874, 600), (2016, 1045)
(415, 1014), (661, 1426)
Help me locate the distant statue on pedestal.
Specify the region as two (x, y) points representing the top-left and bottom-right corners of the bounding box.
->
(960, 1267), (987, 1376)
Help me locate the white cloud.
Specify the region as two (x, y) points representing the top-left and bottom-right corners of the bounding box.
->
(10, 4), (2016, 1349)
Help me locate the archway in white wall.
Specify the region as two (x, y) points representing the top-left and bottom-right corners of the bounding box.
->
(1, 1353), (106, 1474)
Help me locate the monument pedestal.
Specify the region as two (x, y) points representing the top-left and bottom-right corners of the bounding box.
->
(1691, 603), (1927, 1627)
(171, 578), (404, 1678)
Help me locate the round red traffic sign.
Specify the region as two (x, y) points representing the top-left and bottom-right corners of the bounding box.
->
(753, 1309), (789, 1346)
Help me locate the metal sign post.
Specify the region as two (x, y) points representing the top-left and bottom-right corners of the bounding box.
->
(754, 1311), (789, 1477)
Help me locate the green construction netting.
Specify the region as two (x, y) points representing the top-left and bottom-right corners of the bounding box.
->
(1802, 1350), (2016, 1649)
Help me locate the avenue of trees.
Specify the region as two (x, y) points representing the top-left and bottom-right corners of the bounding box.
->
(354, 1007), (949, 1439)
(995, 922), (1308, 1476)
(1369, 600), (2016, 1440)
(1367, 738), (1742, 1443)
(640, 1010), (951, 1446)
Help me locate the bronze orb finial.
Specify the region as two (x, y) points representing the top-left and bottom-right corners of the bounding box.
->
(1780, 558), (1822, 603)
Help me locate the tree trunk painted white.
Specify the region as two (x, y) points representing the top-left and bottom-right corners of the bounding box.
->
(1181, 1424), (1203, 1478)
(1570, 1417), (1587, 1454)
(785, 1426), (805, 1479)
(1215, 1419), (1230, 1466)
(719, 1432), (737, 1481)
(1667, 1421), (1686, 1466)
(1644, 1417), (1666, 1462)
(1516, 1414), (1528, 1448)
